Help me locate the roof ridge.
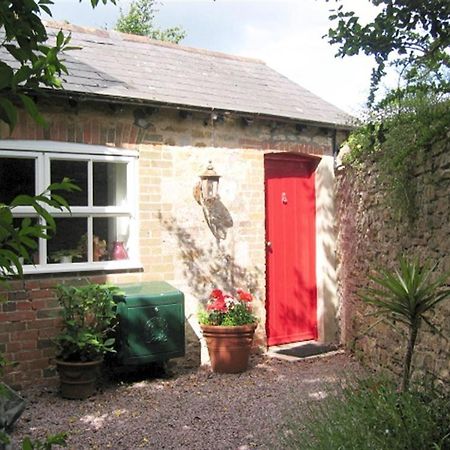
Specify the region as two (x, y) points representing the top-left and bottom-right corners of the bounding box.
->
(43, 20), (266, 65)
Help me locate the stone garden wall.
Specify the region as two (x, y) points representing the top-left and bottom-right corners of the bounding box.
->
(336, 137), (450, 385)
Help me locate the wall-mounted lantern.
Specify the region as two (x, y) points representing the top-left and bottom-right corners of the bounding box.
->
(193, 161), (232, 240)
(194, 161), (221, 204)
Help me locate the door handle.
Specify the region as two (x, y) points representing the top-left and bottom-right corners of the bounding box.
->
(266, 241), (272, 248)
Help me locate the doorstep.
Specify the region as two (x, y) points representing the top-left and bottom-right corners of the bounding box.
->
(267, 340), (344, 362)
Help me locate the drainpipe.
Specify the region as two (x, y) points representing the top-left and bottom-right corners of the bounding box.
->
(332, 129), (338, 170)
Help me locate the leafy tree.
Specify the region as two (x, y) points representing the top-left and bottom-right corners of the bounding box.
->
(331, 1), (449, 219)
(326, 0), (450, 103)
(115, 0), (186, 44)
(360, 257), (450, 391)
(0, 0), (116, 134)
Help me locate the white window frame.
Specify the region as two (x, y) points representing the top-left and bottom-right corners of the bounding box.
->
(1, 140), (141, 274)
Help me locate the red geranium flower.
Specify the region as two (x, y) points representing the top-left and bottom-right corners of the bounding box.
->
(236, 289), (252, 302)
(207, 296), (227, 312)
(210, 289), (224, 300)
(200, 287), (256, 326)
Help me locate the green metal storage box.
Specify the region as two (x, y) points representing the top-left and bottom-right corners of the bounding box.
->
(114, 282), (185, 365)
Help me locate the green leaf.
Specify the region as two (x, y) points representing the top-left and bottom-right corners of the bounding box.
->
(103, 337), (115, 347)
(40, 4), (53, 16)
(56, 30), (64, 47)
(13, 66), (34, 86)
(21, 437), (33, 450)
(50, 193), (70, 209)
(0, 62), (14, 90)
(4, 45), (28, 63)
(10, 195), (36, 208)
(18, 94), (47, 127)
(0, 97), (18, 131)
(45, 432), (68, 446)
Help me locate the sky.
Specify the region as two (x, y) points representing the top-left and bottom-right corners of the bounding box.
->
(48, 0), (380, 115)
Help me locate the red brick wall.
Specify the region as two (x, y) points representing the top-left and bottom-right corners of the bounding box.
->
(0, 101), (148, 388)
(4, 107), (141, 148)
(0, 279), (69, 388)
(0, 273), (149, 389)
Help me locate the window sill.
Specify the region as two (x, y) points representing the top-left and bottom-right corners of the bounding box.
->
(22, 260), (143, 275)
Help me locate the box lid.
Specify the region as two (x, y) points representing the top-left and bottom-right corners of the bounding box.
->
(117, 281), (180, 299)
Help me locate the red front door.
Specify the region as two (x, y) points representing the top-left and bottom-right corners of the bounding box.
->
(265, 154), (318, 346)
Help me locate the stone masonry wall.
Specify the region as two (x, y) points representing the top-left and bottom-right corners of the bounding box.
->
(336, 137), (450, 385)
(1, 96), (338, 387)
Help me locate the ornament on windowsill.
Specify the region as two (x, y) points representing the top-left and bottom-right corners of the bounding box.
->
(93, 236), (107, 261)
(112, 241), (128, 260)
(78, 234), (108, 262)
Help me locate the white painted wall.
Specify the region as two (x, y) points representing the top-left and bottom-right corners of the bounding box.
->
(315, 156), (339, 343)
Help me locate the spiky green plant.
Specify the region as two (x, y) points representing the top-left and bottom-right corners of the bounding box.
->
(360, 257), (450, 391)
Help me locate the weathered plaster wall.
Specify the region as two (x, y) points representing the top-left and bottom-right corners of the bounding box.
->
(336, 138), (450, 384)
(315, 156), (338, 343)
(0, 97), (343, 387)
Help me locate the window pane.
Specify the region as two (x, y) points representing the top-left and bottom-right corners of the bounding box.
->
(0, 157), (35, 204)
(47, 218), (87, 263)
(13, 217), (40, 265)
(93, 162), (127, 206)
(93, 217), (130, 261)
(51, 159), (88, 206)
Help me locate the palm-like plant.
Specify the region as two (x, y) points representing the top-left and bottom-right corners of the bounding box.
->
(360, 257), (450, 392)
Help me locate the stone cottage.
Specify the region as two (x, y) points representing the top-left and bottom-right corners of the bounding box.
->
(0, 21), (351, 387)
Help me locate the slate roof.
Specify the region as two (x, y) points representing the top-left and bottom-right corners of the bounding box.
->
(4, 21), (352, 128)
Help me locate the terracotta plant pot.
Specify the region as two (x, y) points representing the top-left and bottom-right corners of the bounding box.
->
(201, 323), (257, 373)
(56, 359), (103, 399)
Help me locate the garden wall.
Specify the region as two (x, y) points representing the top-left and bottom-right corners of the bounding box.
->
(336, 137), (450, 385)
(0, 97), (342, 388)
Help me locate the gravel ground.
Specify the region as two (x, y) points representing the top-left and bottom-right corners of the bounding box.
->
(11, 353), (361, 450)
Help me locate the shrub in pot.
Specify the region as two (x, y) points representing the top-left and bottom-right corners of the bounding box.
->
(55, 283), (121, 399)
(198, 289), (257, 373)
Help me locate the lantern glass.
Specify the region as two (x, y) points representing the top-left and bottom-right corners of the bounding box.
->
(199, 162), (221, 202)
(202, 178), (218, 200)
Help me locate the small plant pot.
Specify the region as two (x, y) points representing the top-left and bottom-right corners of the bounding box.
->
(59, 256), (73, 264)
(56, 359), (103, 399)
(201, 323), (257, 373)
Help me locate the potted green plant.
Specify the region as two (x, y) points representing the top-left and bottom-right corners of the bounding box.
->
(198, 288), (257, 373)
(50, 248), (82, 264)
(54, 283), (121, 399)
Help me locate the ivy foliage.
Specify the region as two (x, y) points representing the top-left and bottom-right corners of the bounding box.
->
(328, 2), (449, 221)
(344, 91), (450, 221)
(0, 0), (116, 134)
(115, 0), (186, 44)
(326, 0), (450, 103)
